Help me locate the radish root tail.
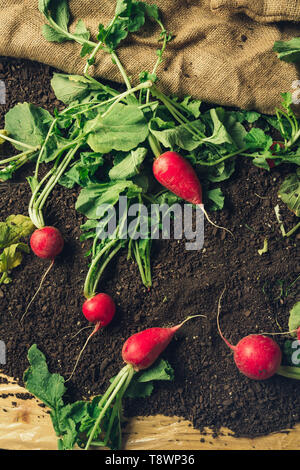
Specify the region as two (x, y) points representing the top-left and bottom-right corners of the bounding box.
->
(216, 286), (236, 351)
(200, 206), (234, 238)
(66, 323), (100, 382)
(20, 259), (54, 323)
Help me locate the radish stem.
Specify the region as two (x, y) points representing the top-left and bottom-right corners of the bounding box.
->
(84, 364), (134, 450)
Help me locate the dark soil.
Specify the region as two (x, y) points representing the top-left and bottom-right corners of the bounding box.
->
(0, 57), (299, 440)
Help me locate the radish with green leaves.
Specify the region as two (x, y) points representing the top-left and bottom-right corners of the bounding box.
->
(84, 314), (205, 450)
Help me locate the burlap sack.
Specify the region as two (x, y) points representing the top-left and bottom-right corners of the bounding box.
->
(211, 0), (300, 23)
(0, 0), (300, 114)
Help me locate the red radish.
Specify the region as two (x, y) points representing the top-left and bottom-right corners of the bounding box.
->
(267, 141), (284, 169)
(20, 226), (64, 322)
(297, 327), (300, 342)
(66, 293), (116, 381)
(30, 226), (64, 259)
(153, 152), (202, 204)
(122, 314), (205, 371)
(153, 151), (233, 236)
(82, 293), (116, 327)
(153, 151), (202, 205)
(217, 288), (282, 380)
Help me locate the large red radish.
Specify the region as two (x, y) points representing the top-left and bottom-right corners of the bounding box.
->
(122, 314), (205, 371)
(217, 288), (282, 380)
(153, 151), (233, 236)
(153, 151), (202, 205)
(85, 313), (206, 449)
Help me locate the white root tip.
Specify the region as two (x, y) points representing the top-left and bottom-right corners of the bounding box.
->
(200, 206), (234, 238)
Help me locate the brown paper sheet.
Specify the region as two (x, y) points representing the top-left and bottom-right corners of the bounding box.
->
(1, 373), (299, 450)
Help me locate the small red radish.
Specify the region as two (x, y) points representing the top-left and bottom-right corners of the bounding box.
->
(82, 293), (116, 328)
(153, 151), (233, 236)
(297, 327), (300, 342)
(217, 288), (282, 380)
(122, 314), (205, 371)
(67, 293), (116, 381)
(266, 141), (284, 169)
(30, 226), (64, 259)
(20, 226), (64, 322)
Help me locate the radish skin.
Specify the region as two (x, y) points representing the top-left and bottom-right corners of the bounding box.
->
(30, 226), (64, 259)
(153, 151), (202, 205)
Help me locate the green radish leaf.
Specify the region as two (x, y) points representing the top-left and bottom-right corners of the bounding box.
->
(206, 160), (236, 183)
(5, 102), (54, 151)
(288, 302), (300, 337)
(0, 243), (29, 284)
(273, 38), (300, 63)
(59, 152), (104, 189)
(137, 359), (174, 382)
(281, 92), (293, 110)
(80, 42), (95, 58)
(109, 147), (147, 180)
(51, 73), (101, 104)
(23, 345), (88, 450)
(206, 188), (225, 211)
(85, 104), (148, 153)
(115, 0), (131, 16)
(0, 214), (35, 249)
(38, 0), (52, 15)
(74, 19), (91, 41)
(42, 24), (69, 43)
(124, 359), (174, 397)
(278, 168), (300, 217)
(202, 108), (234, 146)
(143, 3), (160, 21)
(76, 181), (142, 219)
(149, 117), (203, 151)
(244, 127), (273, 150)
(243, 111), (261, 123)
(179, 96), (202, 118)
(124, 381), (154, 398)
(24, 344), (66, 410)
(51, 0), (70, 30)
